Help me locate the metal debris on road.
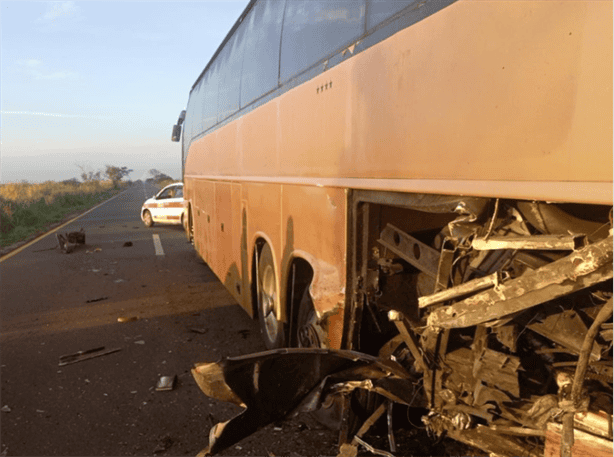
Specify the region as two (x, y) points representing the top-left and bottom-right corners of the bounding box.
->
(117, 316), (138, 323)
(58, 347), (122, 366)
(123, 241), (133, 247)
(85, 296), (108, 303)
(189, 327), (208, 334)
(1, 405), (11, 413)
(86, 247), (102, 254)
(56, 229), (86, 253)
(156, 375), (177, 391)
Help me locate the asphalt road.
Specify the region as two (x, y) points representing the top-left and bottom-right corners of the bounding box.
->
(0, 182), (339, 457)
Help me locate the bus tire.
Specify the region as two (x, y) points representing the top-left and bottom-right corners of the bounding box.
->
(257, 244), (286, 349)
(296, 288), (320, 348)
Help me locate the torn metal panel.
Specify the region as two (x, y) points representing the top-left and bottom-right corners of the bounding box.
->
(427, 234), (613, 329)
(528, 309), (603, 361)
(472, 234), (587, 251)
(191, 348), (416, 456)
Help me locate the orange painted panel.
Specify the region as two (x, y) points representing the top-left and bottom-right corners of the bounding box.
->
(240, 102), (280, 177)
(186, 0), (612, 204)
(244, 181), (282, 311)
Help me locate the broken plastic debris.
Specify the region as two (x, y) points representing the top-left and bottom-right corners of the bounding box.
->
(134, 340), (145, 345)
(156, 375), (177, 391)
(1, 405), (11, 413)
(58, 347), (121, 366)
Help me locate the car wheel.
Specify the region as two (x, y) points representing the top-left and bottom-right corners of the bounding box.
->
(143, 210), (154, 227)
(257, 244), (286, 349)
(182, 210), (193, 243)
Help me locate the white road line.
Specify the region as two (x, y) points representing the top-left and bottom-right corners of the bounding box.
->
(152, 234), (165, 256)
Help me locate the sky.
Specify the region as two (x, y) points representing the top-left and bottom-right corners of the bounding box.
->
(1, 0), (250, 183)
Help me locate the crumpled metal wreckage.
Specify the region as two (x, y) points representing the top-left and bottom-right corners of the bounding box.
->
(191, 348), (420, 456)
(191, 201), (613, 457)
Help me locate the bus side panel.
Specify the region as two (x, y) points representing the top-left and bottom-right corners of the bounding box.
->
(244, 181), (282, 312)
(214, 181), (238, 302)
(281, 184), (347, 349)
(344, 0), (612, 183)
(240, 101), (280, 177)
(193, 179), (216, 266)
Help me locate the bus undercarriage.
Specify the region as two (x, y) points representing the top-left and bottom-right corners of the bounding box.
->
(192, 191), (613, 457)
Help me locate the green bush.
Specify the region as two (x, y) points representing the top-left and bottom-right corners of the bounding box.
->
(0, 182), (123, 248)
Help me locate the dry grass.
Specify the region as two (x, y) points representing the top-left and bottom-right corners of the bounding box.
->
(0, 179), (122, 248)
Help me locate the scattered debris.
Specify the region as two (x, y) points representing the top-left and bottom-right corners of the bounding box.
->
(189, 327), (208, 334)
(117, 316), (138, 323)
(156, 375), (177, 391)
(123, 241), (133, 247)
(85, 296), (108, 303)
(58, 347), (121, 366)
(114, 279), (125, 283)
(134, 340), (145, 345)
(56, 229), (86, 253)
(238, 329), (250, 339)
(1, 405), (11, 413)
(153, 435), (174, 454)
(86, 247), (102, 254)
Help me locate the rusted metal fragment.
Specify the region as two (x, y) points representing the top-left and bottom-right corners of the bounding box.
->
(419, 272), (499, 308)
(446, 423), (543, 457)
(529, 309), (603, 361)
(427, 235), (613, 329)
(191, 348), (415, 456)
(56, 229), (86, 253)
(378, 224), (440, 278)
(58, 346), (121, 366)
(443, 347), (520, 400)
(472, 234), (587, 251)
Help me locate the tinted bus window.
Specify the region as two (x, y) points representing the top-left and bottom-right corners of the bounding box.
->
(217, 27), (246, 122)
(201, 59), (221, 132)
(186, 87), (198, 141)
(280, 0), (366, 83)
(366, 0), (418, 30)
(241, 0), (286, 107)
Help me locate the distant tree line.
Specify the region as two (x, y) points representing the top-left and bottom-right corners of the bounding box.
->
(75, 164), (133, 187)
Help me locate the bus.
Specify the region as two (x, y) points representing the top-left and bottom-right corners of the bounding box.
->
(173, 1), (613, 456)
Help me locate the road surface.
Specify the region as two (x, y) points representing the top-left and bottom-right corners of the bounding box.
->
(0, 182), (338, 456)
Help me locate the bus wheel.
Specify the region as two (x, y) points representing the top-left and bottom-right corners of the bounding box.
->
(143, 210), (154, 227)
(257, 244), (286, 349)
(297, 289), (320, 348)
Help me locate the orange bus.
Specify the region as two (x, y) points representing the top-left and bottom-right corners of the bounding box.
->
(173, 1), (613, 456)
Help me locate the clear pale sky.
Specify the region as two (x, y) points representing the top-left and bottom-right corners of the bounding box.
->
(1, 0), (249, 183)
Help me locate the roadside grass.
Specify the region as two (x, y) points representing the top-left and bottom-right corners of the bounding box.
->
(0, 180), (124, 248)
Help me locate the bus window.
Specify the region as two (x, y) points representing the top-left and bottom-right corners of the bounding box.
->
(240, 0), (285, 107)
(201, 59), (221, 133)
(366, 0), (417, 30)
(217, 27), (246, 122)
(280, 0), (365, 83)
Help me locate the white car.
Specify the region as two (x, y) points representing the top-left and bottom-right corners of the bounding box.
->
(141, 182), (186, 227)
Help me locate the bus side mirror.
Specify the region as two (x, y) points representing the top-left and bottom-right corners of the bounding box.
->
(171, 124), (182, 142)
